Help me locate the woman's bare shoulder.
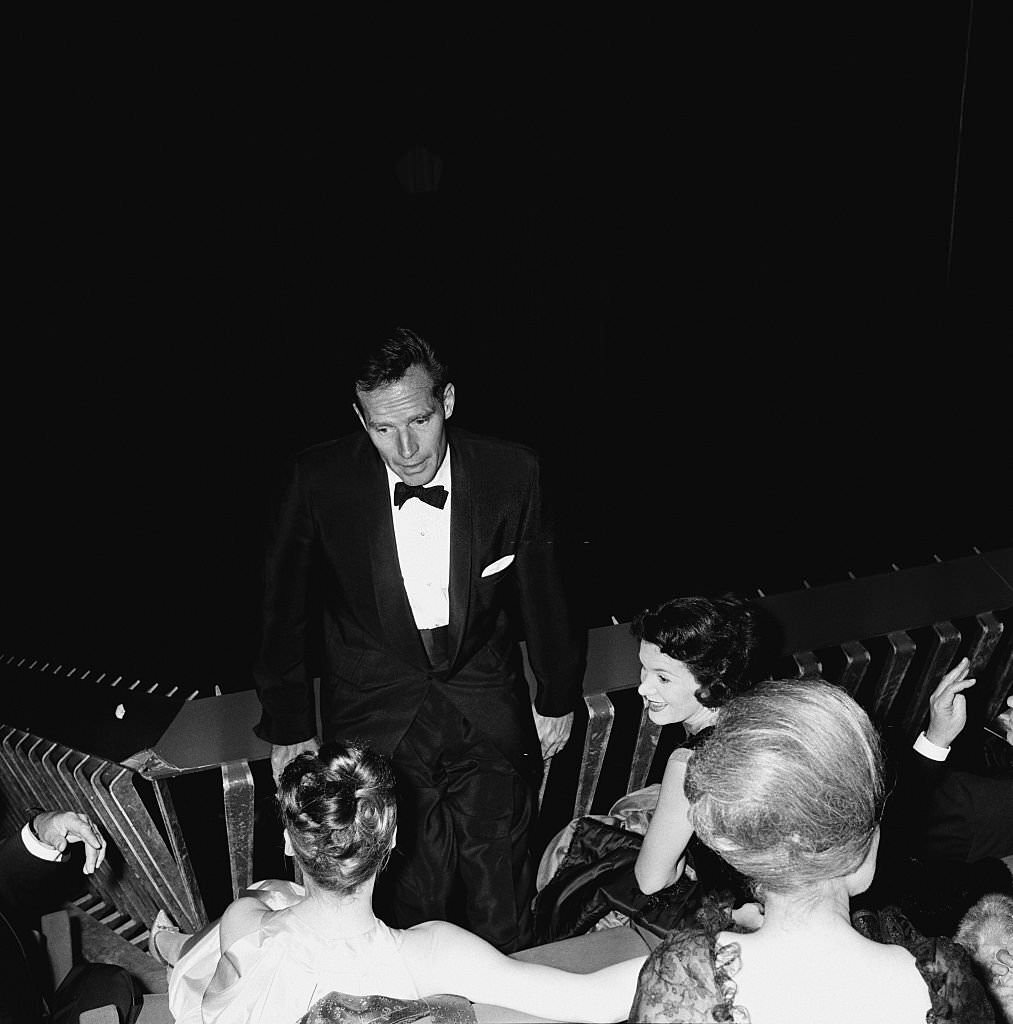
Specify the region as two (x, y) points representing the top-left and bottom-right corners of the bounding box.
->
(219, 895), (272, 949)
(401, 919), (506, 968)
(403, 919), (485, 949)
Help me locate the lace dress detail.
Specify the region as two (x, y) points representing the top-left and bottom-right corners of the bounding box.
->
(629, 905), (996, 1023)
(711, 940), (749, 1023)
(297, 991), (476, 1024)
(629, 928), (749, 1022)
(851, 906), (996, 1023)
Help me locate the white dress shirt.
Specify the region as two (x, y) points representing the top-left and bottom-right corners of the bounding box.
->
(21, 822), (63, 861)
(913, 731), (951, 762)
(387, 450), (451, 630)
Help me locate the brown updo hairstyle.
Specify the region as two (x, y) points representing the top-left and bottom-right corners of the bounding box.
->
(278, 740), (397, 897)
(631, 594), (758, 708)
(684, 679), (886, 894)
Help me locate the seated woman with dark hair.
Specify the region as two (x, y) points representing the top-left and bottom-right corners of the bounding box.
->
(630, 679), (995, 1023)
(534, 595), (761, 942)
(631, 594), (758, 898)
(165, 741), (645, 1024)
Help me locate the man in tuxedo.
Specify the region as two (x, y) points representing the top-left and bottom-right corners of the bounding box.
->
(861, 659), (1013, 936)
(901, 661), (1012, 864)
(253, 328), (586, 951)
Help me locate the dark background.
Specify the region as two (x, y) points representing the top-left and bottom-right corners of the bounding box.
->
(3, 10), (1009, 693)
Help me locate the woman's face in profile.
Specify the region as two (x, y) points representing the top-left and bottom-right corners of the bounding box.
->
(637, 642), (703, 725)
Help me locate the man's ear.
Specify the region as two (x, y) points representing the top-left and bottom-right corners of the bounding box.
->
(442, 383), (456, 421)
(283, 829), (295, 859)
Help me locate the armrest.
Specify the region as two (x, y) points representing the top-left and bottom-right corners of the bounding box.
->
(80, 992), (173, 1024)
(41, 909), (75, 991)
(80, 1009), (120, 1024)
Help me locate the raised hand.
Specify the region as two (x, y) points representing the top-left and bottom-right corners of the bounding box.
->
(925, 657), (975, 749)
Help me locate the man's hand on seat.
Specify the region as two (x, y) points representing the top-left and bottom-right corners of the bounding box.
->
(34, 810), (107, 874)
(531, 708), (574, 760)
(271, 739), (320, 784)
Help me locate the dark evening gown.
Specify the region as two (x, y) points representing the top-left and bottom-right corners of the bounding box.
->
(533, 726), (751, 944)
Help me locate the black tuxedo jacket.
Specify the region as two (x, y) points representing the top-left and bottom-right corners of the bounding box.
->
(254, 426), (586, 777)
(1, 830), (73, 1023)
(883, 738), (1013, 863)
(1, 828), (70, 932)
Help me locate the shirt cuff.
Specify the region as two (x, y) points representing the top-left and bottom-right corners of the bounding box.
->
(21, 822), (64, 861)
(913, 731), (950, 762)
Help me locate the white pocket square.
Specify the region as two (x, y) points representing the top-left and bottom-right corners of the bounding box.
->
(481, 554), (515, 578)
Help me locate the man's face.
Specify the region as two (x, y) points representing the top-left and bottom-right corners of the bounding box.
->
(355, 364), (455, 485)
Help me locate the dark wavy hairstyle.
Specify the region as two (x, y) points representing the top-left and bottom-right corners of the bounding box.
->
(631, 594), (758, 708)
(278, 740), (397, 897)
(352, 327), (450, 412)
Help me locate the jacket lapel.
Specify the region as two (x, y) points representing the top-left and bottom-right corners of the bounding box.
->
(364, 454), (429, 670)
(447, 441), (472, 671)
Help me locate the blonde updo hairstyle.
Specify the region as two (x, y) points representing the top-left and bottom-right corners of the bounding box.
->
(278, 740), (397, 897)
(684, 679), (885, 895)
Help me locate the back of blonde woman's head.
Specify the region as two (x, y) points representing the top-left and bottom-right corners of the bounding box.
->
(685, 679), (885, 893)
(278, 740), (397, 897)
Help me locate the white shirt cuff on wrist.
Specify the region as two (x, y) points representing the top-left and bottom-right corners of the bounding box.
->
(21, 822), (64, 861)
(913, 731), (950, 762)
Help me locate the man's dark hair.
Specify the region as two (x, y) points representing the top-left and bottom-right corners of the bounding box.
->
(352, 327), (450, 412)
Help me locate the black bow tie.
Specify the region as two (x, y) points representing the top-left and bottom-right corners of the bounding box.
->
(394, 481), (448, 510)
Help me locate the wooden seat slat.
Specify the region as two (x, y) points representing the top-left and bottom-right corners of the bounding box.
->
(869, 630), (916, 724)
(574, 693), (616, 819)
(838, 640), (871, 696)
(626, 710), (663, 797)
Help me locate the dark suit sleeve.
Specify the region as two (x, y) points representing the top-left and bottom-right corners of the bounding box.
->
(1, 831), (85, 1024)
(252, 460), (319, 745)
(883, 742), (948, 831)
(0, 830), (71, 925)
(513, 456), (586, 718)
